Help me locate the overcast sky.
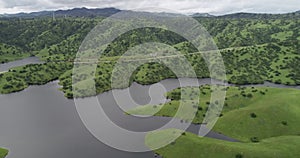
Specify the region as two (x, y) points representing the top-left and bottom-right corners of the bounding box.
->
(0, 0), (299, 15)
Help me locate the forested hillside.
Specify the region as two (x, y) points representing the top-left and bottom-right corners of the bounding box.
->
(0, 11), (299, 97)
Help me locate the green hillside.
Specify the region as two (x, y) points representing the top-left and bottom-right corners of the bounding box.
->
(0, 43), (31, 63)
(213, 87), (300, 142)
(0, 14), (299, 97)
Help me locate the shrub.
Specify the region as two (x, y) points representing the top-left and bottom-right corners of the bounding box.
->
(252, 89), (258, 93)
(275, 79), (282, 84)
(250, 137), (259, 143)
(250, 113), (257, 118)
(281, 121), (288, 126)
(236, 153), (243, 158)
(260, 91), (266, 95)
(247, 93), (253, 98)
(3, 84), (13, 89)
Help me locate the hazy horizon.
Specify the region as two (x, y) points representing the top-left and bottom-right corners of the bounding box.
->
(0, 0), (299, 15)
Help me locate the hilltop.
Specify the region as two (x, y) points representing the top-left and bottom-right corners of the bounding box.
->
(0, 7), (121, 18)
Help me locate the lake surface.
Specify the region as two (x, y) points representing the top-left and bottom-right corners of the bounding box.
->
(0, 57), (43, 73)
(0, 58), (299, 158)
(0, 81), (158, 158)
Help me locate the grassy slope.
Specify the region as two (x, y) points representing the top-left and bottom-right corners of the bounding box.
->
(147, 129), (300, 158)
(0, 148), (8, 158)
(129, 87), (300, 157)
(213, 87), (300, 142)
(128, 86), (268, 122)
(129, 87), (300, 140)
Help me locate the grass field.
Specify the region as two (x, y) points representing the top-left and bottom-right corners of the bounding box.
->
(146, 129), (300, 158)
(213, 87), (300, 142)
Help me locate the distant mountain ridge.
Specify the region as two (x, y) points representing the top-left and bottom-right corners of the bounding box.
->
(220, 11), (300, 18)
(0, 7), (121, 18)
(0, 7), (299, 19)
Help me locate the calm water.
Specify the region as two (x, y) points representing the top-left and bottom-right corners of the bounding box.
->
(0, 57), (43, 73)
(0, 81), (159, 158)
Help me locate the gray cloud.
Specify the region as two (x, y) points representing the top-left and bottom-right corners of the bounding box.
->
(0, 0), (299, 15)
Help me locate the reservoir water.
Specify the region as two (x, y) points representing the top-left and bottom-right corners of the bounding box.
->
(0, 57), (43, 73)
